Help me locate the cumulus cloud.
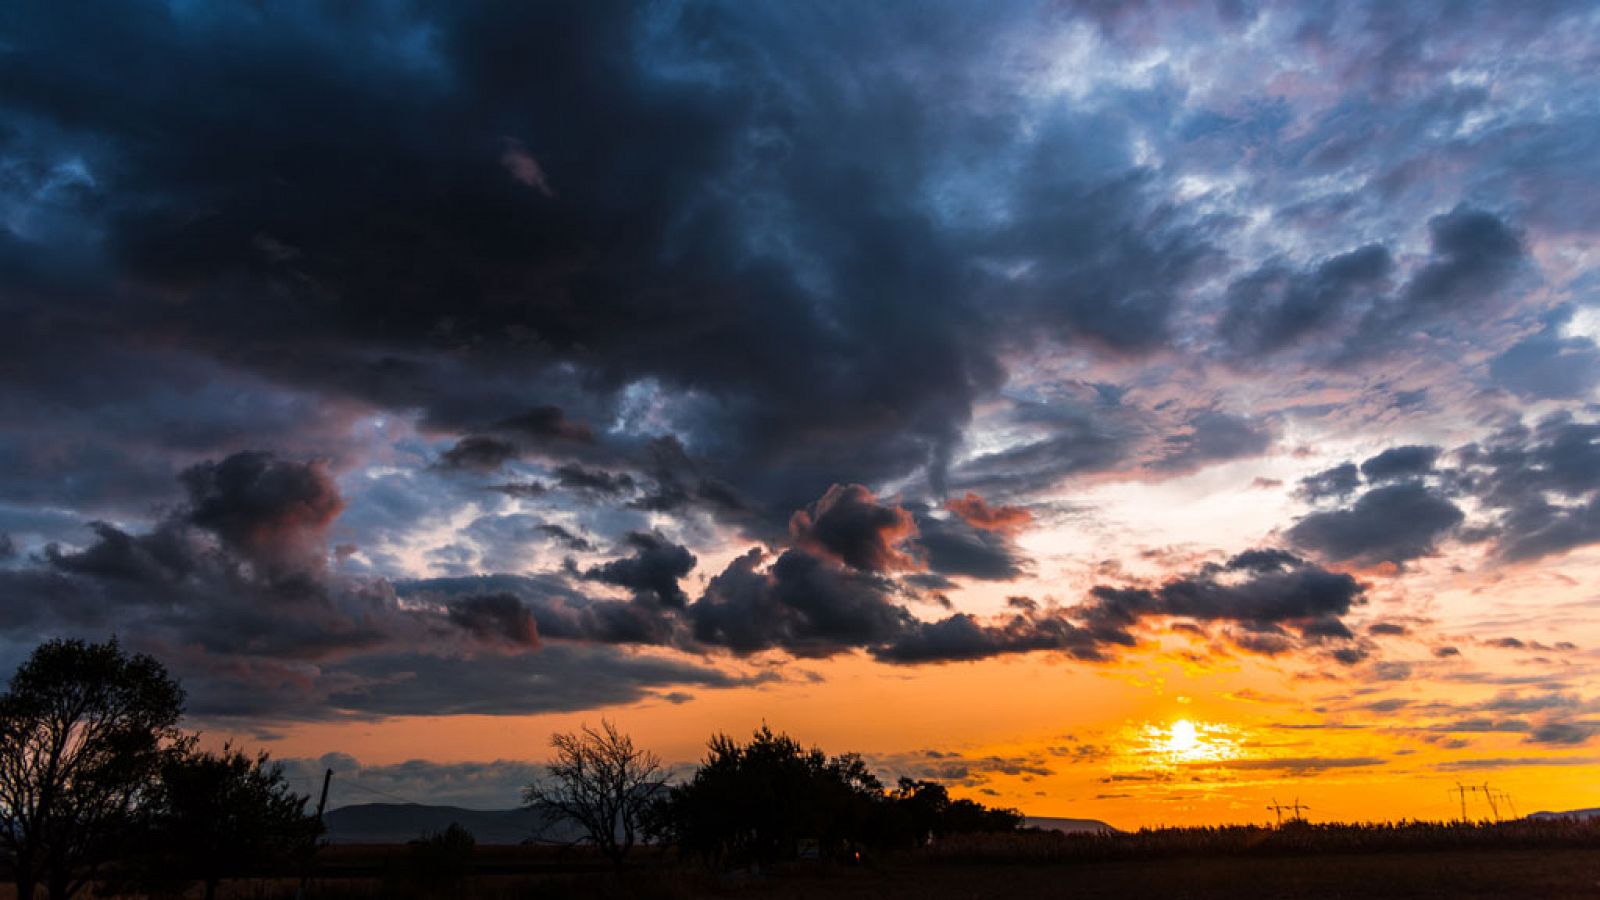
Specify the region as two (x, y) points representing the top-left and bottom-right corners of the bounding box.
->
(1456, 413), (1600, 561)
(582, 532), (697, 609)
(1287, 482), (1464, 566)
(789, 484), (919, 573)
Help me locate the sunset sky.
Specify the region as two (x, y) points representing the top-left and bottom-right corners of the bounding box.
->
(3, 1), (1600, 828)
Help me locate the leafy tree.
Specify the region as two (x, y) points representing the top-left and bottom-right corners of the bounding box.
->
(652, 727), (1026, 868)
(650, 725), (885, 868)
(141, 745), (322, 900)
(523, 720), (663, 868)
(0, 638), (187, 900)
(383, 822), (476, 899)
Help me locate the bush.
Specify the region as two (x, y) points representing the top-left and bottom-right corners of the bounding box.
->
(381, 823), (476, 898)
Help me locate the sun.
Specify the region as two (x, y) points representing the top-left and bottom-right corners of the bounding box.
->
(1125, 717), (1241, 768)
(1168, 719), (1200, 756)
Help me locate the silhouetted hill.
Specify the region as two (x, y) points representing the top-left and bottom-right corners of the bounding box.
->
(1025, 816), (1119, 834)
(1528, 807), (1600, 820)
(323, 803), (585, 844)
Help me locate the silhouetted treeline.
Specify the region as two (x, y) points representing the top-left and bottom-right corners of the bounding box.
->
(0, 639), (320, 900)
(924, 818), (1600, 865)
(644, 725), (1022, 868)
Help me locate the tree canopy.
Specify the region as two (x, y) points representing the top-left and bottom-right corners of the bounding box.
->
(0, 638), (188, 900)
(649, 725), (1022, 868)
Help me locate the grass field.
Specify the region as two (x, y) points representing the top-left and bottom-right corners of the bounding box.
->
(36, 845), (1592, 899)
(9, 822), (1600, 898)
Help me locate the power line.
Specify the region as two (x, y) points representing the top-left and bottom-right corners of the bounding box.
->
(336, 777), (428, 806)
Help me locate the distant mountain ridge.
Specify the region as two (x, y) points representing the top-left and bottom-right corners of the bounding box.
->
(323, 803), (584, 845)
(1527, 808), (1600, 820)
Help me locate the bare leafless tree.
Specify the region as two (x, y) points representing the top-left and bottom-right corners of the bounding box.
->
(522, 720), (662, 867)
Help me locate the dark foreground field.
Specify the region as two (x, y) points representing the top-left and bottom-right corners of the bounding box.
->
(32, 846), (1593, 900)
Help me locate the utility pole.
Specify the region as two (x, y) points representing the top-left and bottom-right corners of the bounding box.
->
(1268, 797), (1310, 825)
(1454, 782), (1469, 822)
(1481, 782), (1500, 822)
(295, 768), (333, 900)
(1288, 797), (1309, 822)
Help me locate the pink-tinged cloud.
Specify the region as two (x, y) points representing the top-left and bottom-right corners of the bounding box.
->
(500, 138), (555, 197)
(945, 491), (1033, 534)
(790, 484), (920, 573)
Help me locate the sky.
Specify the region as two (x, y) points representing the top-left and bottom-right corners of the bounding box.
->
(2, 0), (1600, 827)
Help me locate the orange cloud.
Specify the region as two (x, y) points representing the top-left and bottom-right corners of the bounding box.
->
(945, 491), (1033, 535)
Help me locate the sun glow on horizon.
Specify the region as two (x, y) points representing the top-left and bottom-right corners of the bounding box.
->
(1136, 717), (1242, 768)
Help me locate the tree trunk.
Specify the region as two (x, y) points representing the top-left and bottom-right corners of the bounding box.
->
(204, 875), (219, 900)
(15, 873), (35, 900)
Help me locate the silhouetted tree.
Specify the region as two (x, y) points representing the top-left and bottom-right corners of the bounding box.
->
(523, 720), (663, 868)
(650, 725), (885, 868)
(652, 728), (1026, 868)
(142, 745), (322, 900)
(383, 822), (475, 899)
(0, 638), (186, 900)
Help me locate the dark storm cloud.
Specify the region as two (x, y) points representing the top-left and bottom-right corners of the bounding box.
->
(445, 594), (539, 647)
(1391, 207), (1527, 318)
(687, 548), (915, 658)
(1215, 207), (1528, 361)
(493, 406), (594, 445)
(1082, 549), (1365, 646)
(0, 1), (984, 514)
(0, 0), (1273, 537)
(871, 609), (1108, 665)
(1149, 411), (1274, 473)
(402, 575), (682, 648)
(789, 484), (918, 573)
(180, 451), (345, 575)
(1456, 413), (1600, 561)
(488, 481), (548, 499)
(536, 523), (594, 553)
(876, 548), (1367, 665)
(1340, 207), (1527, 355)
(438, 436), (521, 473)
(948, 400), (1135, 495)
(1220, 244), (1394, 354)
(437, 406), (597, 472)
(984, 156), (1224, 354)
(909, 509), (1031, 582)
(582, 531), (697, 609)
(1287, 482), (1464, 566)
(0, 454), (745, 721)
(319, 647), (754, 719)
(554, 465), (637, 497)
(1295, 463), (1361, 503)
(1359, 445), (1441, 483)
